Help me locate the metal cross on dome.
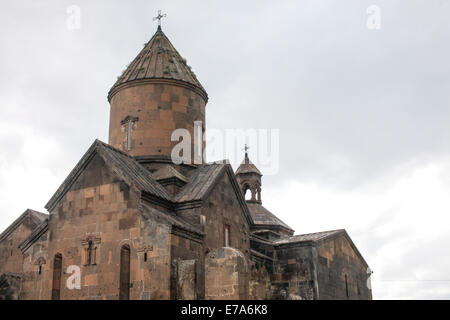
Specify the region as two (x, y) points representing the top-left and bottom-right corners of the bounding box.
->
(153, 10), (167, 27)
(243, 144), (250, 159)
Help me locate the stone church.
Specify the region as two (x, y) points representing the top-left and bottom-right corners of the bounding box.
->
(0, 24), (372, 300)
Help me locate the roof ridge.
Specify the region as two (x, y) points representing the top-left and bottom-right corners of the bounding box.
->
(295, 229), (344, 237)
(96, 142), (173, 201)
(46, 139), (173, 211)
(18, 218), (49, 253)
(204, 159), (230, 165)
(152, 164), (188, 182)
(25, 209), (48, 218)
(0, 209), (47, 243)
(175, 162), (228, 202)
(94, 139), (135, 159)
(273, 229), (345, 245)
(247, 203), (294, 232)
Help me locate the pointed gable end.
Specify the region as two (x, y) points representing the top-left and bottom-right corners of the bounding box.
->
(275, 229), (370, 269)
(45, 139), (173, 212)
(0, 209), (47, 243)
(175, 162), (254, 226)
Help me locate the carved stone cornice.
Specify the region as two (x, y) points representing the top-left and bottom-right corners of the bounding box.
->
(108, 78), (208, 103)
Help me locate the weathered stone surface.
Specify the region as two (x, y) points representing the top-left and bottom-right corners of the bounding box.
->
(109, 82), (205, 165)
(176, 259), (196, 300)
(249, 265), (271, 300)
(0, 272), (22, 300)
(205, 247), (249, 300)
(315, 233), (372, 300)
(0, 209), (47, 276)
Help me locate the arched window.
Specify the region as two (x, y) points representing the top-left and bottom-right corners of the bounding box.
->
(51, 253), (63, 300)
(119, 245), (131, 300)
(87, 240), (95, 265)
(243, 183), (252, 200)
(224, 224), (231, 247)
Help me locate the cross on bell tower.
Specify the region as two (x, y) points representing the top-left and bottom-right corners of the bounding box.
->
(153, 10), (167, 30)
(242, 144), (250, 163)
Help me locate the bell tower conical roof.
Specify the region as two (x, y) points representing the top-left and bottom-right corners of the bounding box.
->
(108, 26), (208, 102)
(236, 152), (262, 176)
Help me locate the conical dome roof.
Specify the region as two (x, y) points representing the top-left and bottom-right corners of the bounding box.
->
(236, 153), (262, 176)
(108, 26), (207, 101)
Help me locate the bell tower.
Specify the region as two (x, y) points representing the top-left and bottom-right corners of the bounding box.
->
(235, 145), (262, 203)
(107, 19), (208, 173)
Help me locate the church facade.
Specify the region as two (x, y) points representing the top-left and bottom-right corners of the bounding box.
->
(0, 25), (372, 300)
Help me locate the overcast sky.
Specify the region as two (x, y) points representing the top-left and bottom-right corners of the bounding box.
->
(1, 0), (450, 299)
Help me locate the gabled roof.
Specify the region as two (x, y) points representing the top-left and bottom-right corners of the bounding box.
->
(247, 203), (293, 232)
(108, 26), (207, 102)
(0, 209), (47, 243)
(152, 164), (188, 183)
(175, 162), (227, 202)
(19, 218), (49, 253)
(273, 229), (370, 268)
(175, 161), (254, 225)
(45, 139), (173, 212)
(274, 229), (343, 245)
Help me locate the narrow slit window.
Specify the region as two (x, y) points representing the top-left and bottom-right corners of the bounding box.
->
(120, 116), (139, 152)
(224, 224), (231, 247)
(345, 274), (349, 298)
(87, 240), (94, 265)
(127, 121), (132, 151)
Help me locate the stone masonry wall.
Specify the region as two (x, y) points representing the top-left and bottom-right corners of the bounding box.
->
(316, 235), (372, 300)
(272, 244), (317, 300)
(0, 223), (35, 276)
(205, 247), (249, 300)
(20, 230), (48, 299)
(20, 154), (171, 300)
(200, 172), (250, 258)
(109, 83), (206, 163)
(170, 233), (204, 299)
(249, 266), (271, 300)
(138, 204), (173, 300)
